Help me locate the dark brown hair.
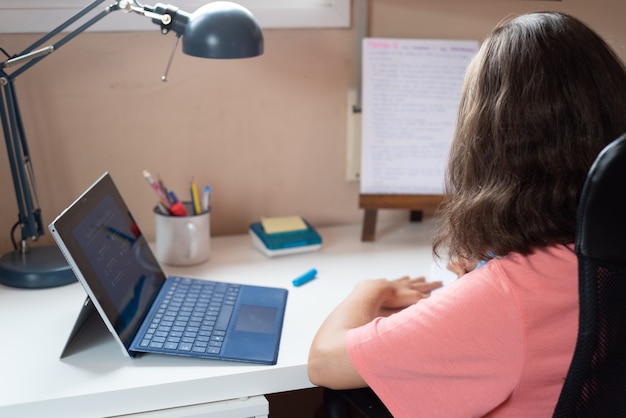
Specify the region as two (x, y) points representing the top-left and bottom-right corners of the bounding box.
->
(433, 12), (626, 262)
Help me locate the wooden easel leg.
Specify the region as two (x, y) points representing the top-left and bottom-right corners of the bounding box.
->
(361, 209), (378, 242)
(409, 210), (423, 222)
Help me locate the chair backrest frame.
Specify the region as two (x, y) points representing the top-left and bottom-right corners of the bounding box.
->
(553, 133), (626, 417)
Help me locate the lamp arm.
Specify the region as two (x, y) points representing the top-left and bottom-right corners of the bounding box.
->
(0, 1), (125, 248)
(0, 0), (175, 249)
(13, 1), (107, 56)
(4, 1), (120, 81)
(1, 0), (182, 82)
(0, 76), (40, 246)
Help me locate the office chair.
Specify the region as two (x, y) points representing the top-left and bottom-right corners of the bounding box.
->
(324, 387), (392, 418)
(326, 134), (626, 418)
(552, 132), (626, 417)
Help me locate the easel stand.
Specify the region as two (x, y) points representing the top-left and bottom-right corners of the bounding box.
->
(359, 194), (443, 241)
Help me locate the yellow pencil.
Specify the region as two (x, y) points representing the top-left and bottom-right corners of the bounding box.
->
(190, 178), (202, 215)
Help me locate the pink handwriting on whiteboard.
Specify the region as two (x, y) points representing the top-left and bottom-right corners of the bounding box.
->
(366, 39), (399, 49)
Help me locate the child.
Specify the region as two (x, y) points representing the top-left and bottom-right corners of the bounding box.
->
(308, 11), (626, 417)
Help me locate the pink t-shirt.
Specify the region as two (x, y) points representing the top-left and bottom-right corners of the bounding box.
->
(346, 245), (578, 418)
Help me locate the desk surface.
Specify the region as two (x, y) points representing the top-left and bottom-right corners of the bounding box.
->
(0, 220), (442, 417)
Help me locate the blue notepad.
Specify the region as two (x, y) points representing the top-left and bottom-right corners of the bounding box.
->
(249, 219), (322, 257)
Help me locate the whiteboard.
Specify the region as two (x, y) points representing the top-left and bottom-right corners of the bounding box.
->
(360, 38), (479, 195)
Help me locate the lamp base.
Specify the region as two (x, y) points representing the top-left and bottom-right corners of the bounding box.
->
(0, 246), (76, 289)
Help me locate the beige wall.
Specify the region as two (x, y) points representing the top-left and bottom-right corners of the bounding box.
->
(1, 0), (625, 254)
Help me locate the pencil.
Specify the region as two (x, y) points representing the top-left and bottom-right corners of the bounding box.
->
(190, 178), (202, 215)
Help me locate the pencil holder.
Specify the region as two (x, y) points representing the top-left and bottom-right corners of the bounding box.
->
(154, 202), (210, 266)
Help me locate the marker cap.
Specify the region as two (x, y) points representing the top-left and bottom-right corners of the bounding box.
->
(169, 201), (188, 217)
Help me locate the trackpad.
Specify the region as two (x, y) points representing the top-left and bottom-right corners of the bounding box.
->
(234, 305), (277, 334)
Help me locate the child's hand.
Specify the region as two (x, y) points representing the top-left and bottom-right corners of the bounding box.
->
(373, 276), (443, 315)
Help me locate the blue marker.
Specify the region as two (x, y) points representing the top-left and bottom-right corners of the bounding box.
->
(292, 268), (317, 287)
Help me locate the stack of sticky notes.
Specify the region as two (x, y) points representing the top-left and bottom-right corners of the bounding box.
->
(249, 215), (322, 257)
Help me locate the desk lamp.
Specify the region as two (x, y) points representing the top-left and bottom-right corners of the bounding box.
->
(0, 0), (263, 289)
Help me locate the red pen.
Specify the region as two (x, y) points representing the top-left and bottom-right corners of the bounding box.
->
(167, 191), (188, 216)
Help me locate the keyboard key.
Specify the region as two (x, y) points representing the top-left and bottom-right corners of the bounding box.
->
(215, 305), (234, 331)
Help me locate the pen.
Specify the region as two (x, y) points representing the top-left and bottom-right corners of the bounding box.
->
(157, 174), (171, 204)
(167, 190), (187, 216)
(143, 170), (171, 210)
(292, 268), (317, 287)
(202, 185), (211, 212)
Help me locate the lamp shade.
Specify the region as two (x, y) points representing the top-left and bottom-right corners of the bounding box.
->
(179, 2), (263, 59)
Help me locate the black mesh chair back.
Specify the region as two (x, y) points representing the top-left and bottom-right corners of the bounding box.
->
(553, 133), (626, 417)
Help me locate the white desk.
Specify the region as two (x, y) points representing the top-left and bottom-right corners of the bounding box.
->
(0, 220), (439, 417)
